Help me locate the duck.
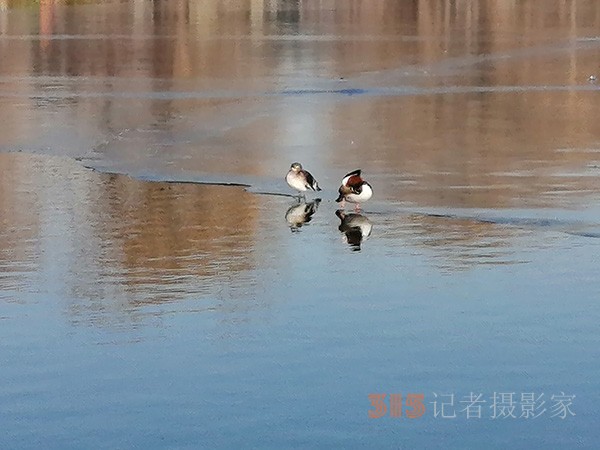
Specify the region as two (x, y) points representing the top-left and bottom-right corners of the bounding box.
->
(286, 162), (321, 198)
(336, 169), (373, 210)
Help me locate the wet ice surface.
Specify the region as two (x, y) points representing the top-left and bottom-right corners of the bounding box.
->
(2, 1), (600, 448)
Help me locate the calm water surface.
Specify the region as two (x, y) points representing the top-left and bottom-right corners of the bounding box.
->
(1, 1), (600, 448)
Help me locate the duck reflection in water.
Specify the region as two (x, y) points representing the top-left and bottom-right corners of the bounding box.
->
(336, 210), (373, 251)
(285, 199), (321, 232)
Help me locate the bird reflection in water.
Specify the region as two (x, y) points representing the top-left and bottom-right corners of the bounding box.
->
(336, 210), (373, 251)
(285, 199), (321, 232)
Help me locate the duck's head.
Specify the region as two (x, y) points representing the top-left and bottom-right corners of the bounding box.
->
(290, 162), (303, 172)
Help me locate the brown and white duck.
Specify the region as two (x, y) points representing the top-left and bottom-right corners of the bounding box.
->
(335, 169), (373, 210)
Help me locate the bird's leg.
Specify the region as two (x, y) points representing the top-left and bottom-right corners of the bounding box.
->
(340, 200), (346, 209)
(354, 203), (361, 212)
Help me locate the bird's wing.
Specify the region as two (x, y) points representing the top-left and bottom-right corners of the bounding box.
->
(341, 169), (362, 186)
(302, 170), (318, 190)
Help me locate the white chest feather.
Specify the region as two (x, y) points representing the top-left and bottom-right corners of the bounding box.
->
(346, 183), (373, 203)
(286, 172), (308, 192)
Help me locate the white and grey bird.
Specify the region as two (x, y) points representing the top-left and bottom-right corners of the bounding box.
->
(286, 162), (321, 197)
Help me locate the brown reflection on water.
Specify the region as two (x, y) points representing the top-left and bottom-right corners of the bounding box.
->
(1, 0), (598, 208)
(98, 178), (257, 294)
(0, 154), (260, 325)
(0, 154), (41, 290)
(87, 182), (261, 327)
(330, 89), (600, 208)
